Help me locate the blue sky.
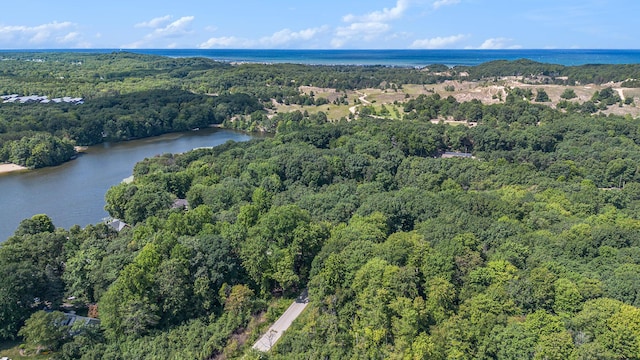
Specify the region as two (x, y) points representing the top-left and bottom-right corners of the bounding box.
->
(0, 0), (638, 50)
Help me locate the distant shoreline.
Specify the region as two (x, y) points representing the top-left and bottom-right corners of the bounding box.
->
(2, 49), (640, 67)
(0, 163), (28, 174)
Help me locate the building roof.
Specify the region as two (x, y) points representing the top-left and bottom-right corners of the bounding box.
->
(171, 199), (189, 209)
(62, 312), (100, 327)
(442, 151), (474, 158)
(1, 94), (84, 104)
(107, 219), (128, 232)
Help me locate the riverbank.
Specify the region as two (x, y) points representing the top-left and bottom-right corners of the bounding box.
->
(0, 128), (253, 242)
(0, 163), (28, 175)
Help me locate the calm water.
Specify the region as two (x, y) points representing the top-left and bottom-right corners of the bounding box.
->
(142, 49), (640, 67)
(0, 128), (252, 241)
(4, 49), (640, 67)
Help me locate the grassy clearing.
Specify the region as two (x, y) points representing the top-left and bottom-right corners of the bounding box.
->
(271, 103), (352, 120)
(0, 341), (54, 360)
(280, 81), (640, 121)
(622, 88), (640, 102)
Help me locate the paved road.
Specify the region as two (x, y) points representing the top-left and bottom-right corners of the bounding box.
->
(252, 290), (309, 352)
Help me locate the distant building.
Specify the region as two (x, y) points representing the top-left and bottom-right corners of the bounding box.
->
(107, 218), (128, 232)
(61, 312), (100, 327)
(441, 151), (474, 159)
(1, 94), (83, 104)
(171, 199), (189, 210)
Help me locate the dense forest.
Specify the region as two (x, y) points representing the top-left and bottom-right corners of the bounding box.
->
(0, 88), (262, 168)
(2, 53), (640, 359)
(458, 58), (640, 85)
(1, 52), (638, 167)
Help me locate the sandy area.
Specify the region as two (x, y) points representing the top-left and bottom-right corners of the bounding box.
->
(0, 163), (28, 174)
(286, 80), (640, 121)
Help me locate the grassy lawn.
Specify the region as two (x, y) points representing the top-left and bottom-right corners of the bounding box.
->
(402, 84), (435, 97)
(321, 104), (351, 119)
(622, 88), (640, 99)
(272, 103), (352, 120)
(0, 341), (55, 360)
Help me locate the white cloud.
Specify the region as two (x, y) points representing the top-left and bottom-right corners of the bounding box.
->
(199, 26), (327, 49)
(124, 16), (195, 48)
(343, 0), (411, 23)
(57, 32), (81, 43)
(122, 40), (145, 49)
(0, 21), (89, 47)
(476, 37), (522, 49)
(333, 0), (420, 48)
(410, 34), (466, 48)
(57, 32), (91, 48)
(260, 26), (328, 46)
(332, 22), (391, 48)
(199, 36), (254, 49)
(135, 15), (172, 28)
(335, 22), (390, 39)
(151, 16), (194, 37)
(433, 0), (460, 9)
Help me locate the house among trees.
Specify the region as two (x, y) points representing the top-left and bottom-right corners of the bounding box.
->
(106, 218), (128, 232)
(61, 312), (99, 327)
(1, 94), (84, 104)
(171, 199), (189, 210)
(441, 151), (474, 159)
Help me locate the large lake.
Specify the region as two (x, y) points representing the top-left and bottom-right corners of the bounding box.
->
(0, 128), (252, 241)
(9, 49), (640, 67)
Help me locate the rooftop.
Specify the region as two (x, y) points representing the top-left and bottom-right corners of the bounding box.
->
(441, 151), (474, 159)
(1, 94), (84, 104)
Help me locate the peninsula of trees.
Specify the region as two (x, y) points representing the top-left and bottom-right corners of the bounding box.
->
(2, 52), (640, 359)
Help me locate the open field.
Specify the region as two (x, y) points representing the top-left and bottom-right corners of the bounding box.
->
(270, 102), (353, 120)
(272, 81), (640, 121)
(0, 341), (53, 359)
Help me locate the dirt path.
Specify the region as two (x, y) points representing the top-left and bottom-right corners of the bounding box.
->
(357, 90), (371, 105)
(252, 290), (309, 352)
(349, 91), (372, 115)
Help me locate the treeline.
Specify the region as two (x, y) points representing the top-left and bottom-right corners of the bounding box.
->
(401, 87), (623, 121)
(0, 52), (229, 99)
(0, 133), (75, 168)
(193, 63), (446, 100)
(2, 52), (638, 107)
(234, 91), (640, 189)
(0, 89), (263, 167)
(458, 58), (640, 85)
(0, 52), (445, 103)
(0, 89), (262, 145)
